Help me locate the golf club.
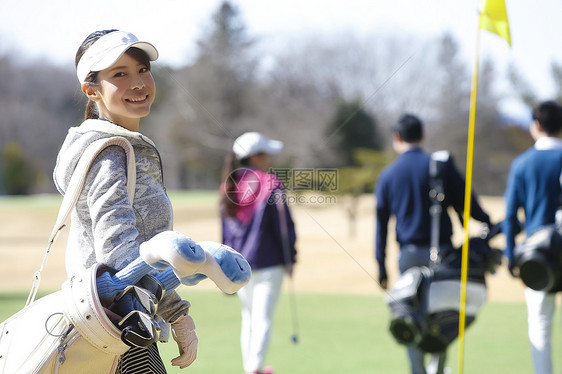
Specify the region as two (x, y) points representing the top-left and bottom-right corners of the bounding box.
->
(287, 273), (299, 344)
(276, 193), (300, 344)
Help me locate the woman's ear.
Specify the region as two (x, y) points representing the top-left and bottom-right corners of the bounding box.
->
(81, 83), (99, 102)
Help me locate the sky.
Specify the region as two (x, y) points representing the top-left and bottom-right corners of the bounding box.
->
(0, 0), (561, 117)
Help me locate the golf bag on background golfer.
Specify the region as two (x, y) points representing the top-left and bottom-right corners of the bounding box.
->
(385, 151), (503, 353)
(510, 198), (562, 292)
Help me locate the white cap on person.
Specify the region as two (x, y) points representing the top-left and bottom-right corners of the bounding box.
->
(76, 31), (159, 84)
(233, 132), (283, 160)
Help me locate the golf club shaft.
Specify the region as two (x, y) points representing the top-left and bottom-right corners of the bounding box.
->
(275, 193), (299, 342)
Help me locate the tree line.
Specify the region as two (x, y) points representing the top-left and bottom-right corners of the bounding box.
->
(1, 1), (560, 196)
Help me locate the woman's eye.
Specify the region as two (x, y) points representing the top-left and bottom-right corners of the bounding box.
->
(140, 67), (149, 73)
(113, 72), (126, 78)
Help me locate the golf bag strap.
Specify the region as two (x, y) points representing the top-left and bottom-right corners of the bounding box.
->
(26, 137), (136, 306)
(428, 150), (450, 268)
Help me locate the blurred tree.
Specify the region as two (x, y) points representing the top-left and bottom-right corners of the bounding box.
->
(0, 24), (535, 195)
(336, 148), (393, 236)
(1, 142), (35, 195)
(507, 63), (538, 108)
(551, 62), (562, 103)
(508, 60), (562, 107)
(424, 34), (518, 195)
(195, 0), (258, 119)
(326, 99), (383, 166)
(260, 37), (343, 169)
(156, 0), (260, 189)
(0, 55), (82, 193)
(426, 33), (471, 156)
(471, 56), (509, 195)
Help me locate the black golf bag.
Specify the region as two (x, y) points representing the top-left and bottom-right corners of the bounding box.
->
(512, 219), (562, 292)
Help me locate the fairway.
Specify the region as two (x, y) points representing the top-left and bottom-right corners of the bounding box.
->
(0, 192), (556, 373)
(1, 290), (560, 373)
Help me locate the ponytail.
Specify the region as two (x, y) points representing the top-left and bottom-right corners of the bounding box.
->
(75, 29), (117, 122)
(221, 152), (239, 217)
(84, 98), (99, 120)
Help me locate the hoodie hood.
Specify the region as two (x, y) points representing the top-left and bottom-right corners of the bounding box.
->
(53, 119), (155, 194)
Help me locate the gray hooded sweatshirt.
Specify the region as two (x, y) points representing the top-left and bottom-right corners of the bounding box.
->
(54, 119), (188, 321)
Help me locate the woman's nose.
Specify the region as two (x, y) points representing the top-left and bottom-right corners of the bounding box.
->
(130, 74), (145, 89)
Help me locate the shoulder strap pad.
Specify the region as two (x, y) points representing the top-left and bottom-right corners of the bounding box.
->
(429, 150), (450, 180)
(51, 137), (136, 242)
(26, 137), (135, 307)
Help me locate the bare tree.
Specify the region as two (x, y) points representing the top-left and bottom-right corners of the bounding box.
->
(507, 63), (538, 108)
(0, 17), (532, 196)
(150, 0), (261, 189)
(551, 62), (562, 103)
(0, 55), (82, 193)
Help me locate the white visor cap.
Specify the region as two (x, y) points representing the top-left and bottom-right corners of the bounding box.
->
(76, 31), (158, 84)
(233, 132), (284, 160)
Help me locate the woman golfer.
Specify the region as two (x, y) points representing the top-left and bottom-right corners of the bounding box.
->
(53, 30), (196, 372)
(221, 132), (298, 374)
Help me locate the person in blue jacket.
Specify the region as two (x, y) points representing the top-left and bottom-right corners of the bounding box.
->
(375, 114), (491, 374)
(503, 100), (562, 374)
(220, 132), (297, 374)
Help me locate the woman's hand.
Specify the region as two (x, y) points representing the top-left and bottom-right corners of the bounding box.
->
(170, 314), (198, 369)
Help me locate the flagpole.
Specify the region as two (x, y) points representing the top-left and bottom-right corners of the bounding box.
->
(458, 16), (482, 374)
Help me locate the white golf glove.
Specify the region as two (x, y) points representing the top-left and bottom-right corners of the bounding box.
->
(170, 314), (198, 369)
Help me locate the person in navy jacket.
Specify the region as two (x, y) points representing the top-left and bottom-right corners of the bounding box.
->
(503, 100), (562, 374)
(375, 114), (490, 374)
(221, 132), (297, 374)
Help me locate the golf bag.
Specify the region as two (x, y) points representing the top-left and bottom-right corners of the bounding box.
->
(511, 174), (562, 292)
(0, 264), (162, 374)
(386, 231), (502, 353)
(512, 217), (562, 292)
(385, 151), (502, 353)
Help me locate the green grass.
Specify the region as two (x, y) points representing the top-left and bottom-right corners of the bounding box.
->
(0, 193), (557, 372)
(1, 290), (558, 373)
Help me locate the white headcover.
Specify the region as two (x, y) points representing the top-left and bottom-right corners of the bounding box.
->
(76, 31), (158, 84)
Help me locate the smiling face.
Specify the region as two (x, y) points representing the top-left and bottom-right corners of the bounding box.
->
(83, 51), (155, 131)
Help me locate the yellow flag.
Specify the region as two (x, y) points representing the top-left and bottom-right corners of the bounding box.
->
(479, 0), (511, 46)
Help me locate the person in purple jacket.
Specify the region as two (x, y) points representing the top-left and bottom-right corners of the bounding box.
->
(220, 132), (297, 374)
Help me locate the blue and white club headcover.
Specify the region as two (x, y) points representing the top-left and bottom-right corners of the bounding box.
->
(97, 231), (205, 299)
(97, 232), (251, 299)
(139, 231), (206, 273)
(176, 241), (251, 294)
